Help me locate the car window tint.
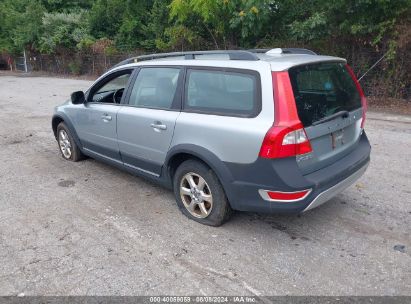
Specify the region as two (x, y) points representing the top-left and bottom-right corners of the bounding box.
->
(92, 73), (131, 102)
(289, 62), (362, 126)
(185, 69), (257, 116)
(129, 68), (180, 109)
(96, 74), (130, 94)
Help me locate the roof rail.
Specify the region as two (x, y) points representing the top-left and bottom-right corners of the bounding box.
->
(110, 48), (317, 70)
(137, 50), (259, 62)
(111, 50), (259, 69)
(111, 57), (139, 69)
(247, 48), (270, 53)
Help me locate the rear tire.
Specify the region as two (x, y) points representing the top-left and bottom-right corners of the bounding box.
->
(173, 160), (232, 226)
(56, 122), (84, 162)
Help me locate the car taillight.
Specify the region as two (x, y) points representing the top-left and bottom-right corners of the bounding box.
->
(259, 71), (312, 159)
(259, 123), (312, 158)
(346, 64), (367, 129)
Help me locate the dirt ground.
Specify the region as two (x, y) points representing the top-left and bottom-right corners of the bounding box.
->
(0, 75), (410, 296)
(368, 97), (411, 116)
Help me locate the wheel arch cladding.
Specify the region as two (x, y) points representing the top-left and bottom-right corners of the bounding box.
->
(165, 144), (237, 205)
(52, 114), (82, 148)
(52, 116), (64, 138)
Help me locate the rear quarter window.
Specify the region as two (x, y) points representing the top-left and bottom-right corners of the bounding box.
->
(289, 62), (362, 126)
(184, 68), (261, 117)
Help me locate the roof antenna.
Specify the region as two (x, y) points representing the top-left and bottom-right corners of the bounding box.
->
(358, 52), (387, 82)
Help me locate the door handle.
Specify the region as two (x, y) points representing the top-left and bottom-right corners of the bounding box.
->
(101, 114), (112, 121)
(150, 122), (167, 130)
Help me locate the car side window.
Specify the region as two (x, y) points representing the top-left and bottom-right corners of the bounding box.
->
(184, 69), (260, 117)
(90, 71), (132, 104)
(128, 67), (181, 110)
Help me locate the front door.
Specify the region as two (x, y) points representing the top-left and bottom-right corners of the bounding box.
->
(74, 70), (133, 162)
(117, 67), (183, 176)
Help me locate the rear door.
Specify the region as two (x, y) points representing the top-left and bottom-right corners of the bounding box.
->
(288, 62), (364, 174)
(117, 67), (183, 176)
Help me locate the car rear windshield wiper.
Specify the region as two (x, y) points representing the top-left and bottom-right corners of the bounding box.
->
(312, 110), (349, 126)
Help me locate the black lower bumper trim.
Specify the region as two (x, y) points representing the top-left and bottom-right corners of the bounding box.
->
(223, 132), (371, 213)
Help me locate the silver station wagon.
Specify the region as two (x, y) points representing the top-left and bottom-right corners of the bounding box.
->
(52, 48), (370, 226)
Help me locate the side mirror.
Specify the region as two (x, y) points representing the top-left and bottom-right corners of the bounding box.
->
(71, 91), (85, 104)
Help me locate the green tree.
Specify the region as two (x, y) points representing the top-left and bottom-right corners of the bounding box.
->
(141, 0), (172, 51)
(88, 0), (154, 51)
(168, 0), (275, 49)
(40, 0), (93, 12)
(0, 0), (45, 53)
(88, 0), (125, 39)
(38, 10), (93, 54)
(285, 0), (410, 50)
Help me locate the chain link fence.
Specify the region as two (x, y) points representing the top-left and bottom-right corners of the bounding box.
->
(25, 52), (143, 76)
(15, 57), (30, 72)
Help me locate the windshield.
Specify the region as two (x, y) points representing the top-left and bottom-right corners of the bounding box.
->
(289, 62), (362, 127)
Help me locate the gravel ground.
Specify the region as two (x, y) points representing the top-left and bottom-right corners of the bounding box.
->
(0, 75), (410, 296)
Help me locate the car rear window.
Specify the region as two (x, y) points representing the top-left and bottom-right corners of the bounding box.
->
(289, 62), (362, 126)
(184, 69), (260, 117)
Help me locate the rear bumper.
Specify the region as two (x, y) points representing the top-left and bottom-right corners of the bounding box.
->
(223, 132), (371, 213)
(302, 161), (368, 212)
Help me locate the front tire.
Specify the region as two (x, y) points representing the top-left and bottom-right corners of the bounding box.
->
(173, 160), (232, 226)
(56, 122), (83, 162)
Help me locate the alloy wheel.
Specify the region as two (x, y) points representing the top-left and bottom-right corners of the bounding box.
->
(58, 129), (72, 159)
(180, 172), (213, 218)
